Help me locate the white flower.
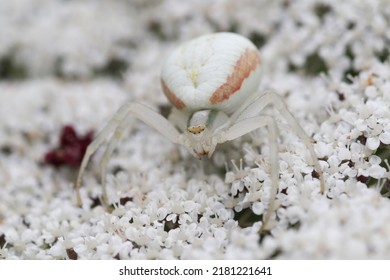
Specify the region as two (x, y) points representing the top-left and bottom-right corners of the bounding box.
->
(379, 131), (390, 144)
(252, 201), (265, 215)
(367, 137), (380, 150)
(3, 0), (390, 260)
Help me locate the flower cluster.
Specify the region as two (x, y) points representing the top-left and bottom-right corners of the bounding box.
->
(1, 0), (390, 260)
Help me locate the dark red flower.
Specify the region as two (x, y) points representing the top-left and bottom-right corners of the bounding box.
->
(44, 125), (94, 168)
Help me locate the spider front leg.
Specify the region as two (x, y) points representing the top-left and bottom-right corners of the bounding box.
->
(98, 112), (133, 207)
(232, 90), (325, 193)
(222, 115), (279, 232)
(76, 102), (181, 207)
(222, 90), (325, 233)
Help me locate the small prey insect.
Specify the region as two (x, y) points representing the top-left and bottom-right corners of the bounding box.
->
(76, 32), (325, 232)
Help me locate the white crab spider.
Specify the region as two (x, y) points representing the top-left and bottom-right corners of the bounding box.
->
(76, 32), (325, 231)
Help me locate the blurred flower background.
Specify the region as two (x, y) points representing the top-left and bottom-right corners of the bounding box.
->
(1, 0), (390, 259)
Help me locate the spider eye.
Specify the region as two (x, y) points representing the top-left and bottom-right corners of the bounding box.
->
(187, 110), (211, 135)
(187, 125), (206, 134)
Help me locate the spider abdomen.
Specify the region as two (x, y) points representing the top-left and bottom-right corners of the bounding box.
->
(161, 32), (261, 114)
